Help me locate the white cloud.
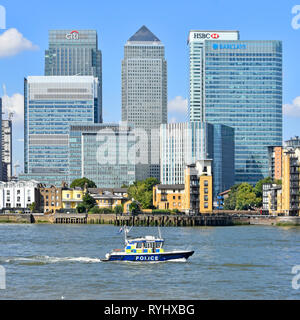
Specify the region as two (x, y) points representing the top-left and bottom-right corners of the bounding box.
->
(2, 93), (24, 124)
(0, 28), (38, 58)
(168, 96), (188, 113)
(283, 97), (300, 117)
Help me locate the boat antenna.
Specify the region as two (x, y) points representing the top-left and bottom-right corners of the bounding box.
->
(158, 226), (162, 239)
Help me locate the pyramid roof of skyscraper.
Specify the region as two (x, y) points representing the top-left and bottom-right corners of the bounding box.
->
(128, 25), (160, 42)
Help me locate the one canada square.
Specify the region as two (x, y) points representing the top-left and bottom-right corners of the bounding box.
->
(122, 26), (167, 181)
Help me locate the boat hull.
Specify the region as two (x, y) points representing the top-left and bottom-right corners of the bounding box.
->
(101, 250), (194, 262)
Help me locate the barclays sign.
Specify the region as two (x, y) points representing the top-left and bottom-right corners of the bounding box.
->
(213, 43), (247, 50)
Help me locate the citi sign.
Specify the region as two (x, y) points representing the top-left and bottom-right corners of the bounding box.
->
(213, 43), (247, 50)
(66, 30), (79, 40)
(194, 32), (219, 40)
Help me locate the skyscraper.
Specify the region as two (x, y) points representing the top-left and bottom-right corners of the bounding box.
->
(188, 30), (282, 185)
(160, 122), (213, 185)
(2, 119), (12, 182)
(22, 76), (100, 186)
(45, 30), (102, 122)
(160, 122), (235, 198)
(69, 123), (136, 188)
(122, 26), (167, 181)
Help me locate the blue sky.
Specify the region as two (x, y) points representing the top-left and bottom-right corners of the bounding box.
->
(0, 0), (299, 173)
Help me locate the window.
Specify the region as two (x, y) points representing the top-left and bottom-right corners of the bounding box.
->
(204, 202), (208, 208)
(204, 195), (208, 201)
(204, 180), (208, 186)
(204, 188), (208, 194)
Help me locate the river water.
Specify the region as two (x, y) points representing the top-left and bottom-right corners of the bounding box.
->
(0, 224), (299, 300)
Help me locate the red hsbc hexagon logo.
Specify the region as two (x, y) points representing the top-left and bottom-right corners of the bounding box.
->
(211, 33), (219, 39)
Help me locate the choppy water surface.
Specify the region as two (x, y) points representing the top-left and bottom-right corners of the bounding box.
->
(0, 224), (300, 299)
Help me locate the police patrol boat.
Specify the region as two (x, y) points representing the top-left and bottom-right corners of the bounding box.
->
(101, 226), (194, 262)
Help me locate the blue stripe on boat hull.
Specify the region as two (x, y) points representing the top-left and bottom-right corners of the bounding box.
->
(106, 251), (194, 262)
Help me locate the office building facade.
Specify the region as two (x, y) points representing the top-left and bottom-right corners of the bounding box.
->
(160, 122), (213, 185)
(188, 30), (282, 185)
(160, 122), (234, 198)
(213, 124), (235, 196)
(22, 76), (100, 186)
(45, 29), (102, 122)
(122, 25), (167, 180)
(2, 119), (12, 182)
(69, 123), (135, 188)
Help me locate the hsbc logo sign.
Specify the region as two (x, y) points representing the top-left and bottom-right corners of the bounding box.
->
(189, 31), (239, 43)
(193, 32), (220, 40)
(211, 33), (219, 39)
(66, 30), (79, 40)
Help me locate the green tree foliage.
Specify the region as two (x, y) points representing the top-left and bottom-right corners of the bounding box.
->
(235, 183), (259, 210)
(82, 193), (96, 211)
(70, 177), (97, 189)
(223, 184), (240, 210)
(76, 203), (86, 213)
(127, 177), (159, 209)
(29, 202), (37, 213)
(224, 182), (262, 210)
(114, 205), (123, 214)
(129, 201), (140, 214)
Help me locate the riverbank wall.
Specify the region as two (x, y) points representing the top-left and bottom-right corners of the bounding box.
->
(0, 213), (299, 227)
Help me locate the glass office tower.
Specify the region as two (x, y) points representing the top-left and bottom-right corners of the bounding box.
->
(188, 31), (282, 185)
(122, 26), (167, 181)
(69, 123), (135, 188)
(160, 122), (213, 185)
(22, 76), (100, 186)
(160, 122), (234, 197)
(45, 30), (102, 122)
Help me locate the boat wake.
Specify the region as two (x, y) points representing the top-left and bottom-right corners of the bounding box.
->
(0, 255), (101, 265)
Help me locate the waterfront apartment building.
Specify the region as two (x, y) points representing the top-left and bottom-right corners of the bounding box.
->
(0, 180), (41, 211)
(68, 123), (135, 188)
(45, 29), (102, 122)
(160, 122), (234, 198)
(153, 159), (213, 214)
(188, 30), (282, 185)
(281, 148), (300, 216)
(267, 146), (283, 181)
(22, 76), (100, 186)
(266, 147), (300, 216)
(38, 183), (68, 213)
(122, 26), (167, 180)
(2, 119), (12, 182)
(284, 136), (300, 149)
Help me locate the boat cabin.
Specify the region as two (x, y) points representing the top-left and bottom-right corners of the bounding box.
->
(125, 236), (164, 254)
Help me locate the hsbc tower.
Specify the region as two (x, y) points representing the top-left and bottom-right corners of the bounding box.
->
(188, 30), (282, 185)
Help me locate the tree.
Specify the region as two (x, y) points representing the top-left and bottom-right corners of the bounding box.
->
(70, 177), (96, 190)
(235, 183), (259, 210)
(223, 184), (241, 210)
(129, 201), (140, 214)
(76, 203), (86, 213)
(127, 177), (159, 209)
(114, 205), (123, 214)
(82, 193), (96, 211)
(29, 202), (37, 213)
